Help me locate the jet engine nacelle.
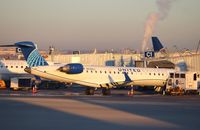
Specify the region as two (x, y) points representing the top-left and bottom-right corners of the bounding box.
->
(59, 63), (84, 74)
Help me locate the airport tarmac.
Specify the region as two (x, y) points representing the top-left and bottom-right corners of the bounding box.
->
(0, 89), (200, 130)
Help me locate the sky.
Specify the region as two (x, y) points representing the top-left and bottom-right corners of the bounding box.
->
(0, 0), (200, 51)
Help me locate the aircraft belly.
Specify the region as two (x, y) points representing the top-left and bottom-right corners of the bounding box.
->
(31, 69), (100, 87)
(31, 68), (167, 88)
(131, 79), (166, 86)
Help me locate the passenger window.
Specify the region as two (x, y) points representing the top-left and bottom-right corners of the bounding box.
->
(16, 66), (18, 68)
(149, 73), (151, 75)
(11, 66), (13, 68)
(21, 66), (23, 68)
(6, 66), (8, 68)
(105, 71), (107, 74)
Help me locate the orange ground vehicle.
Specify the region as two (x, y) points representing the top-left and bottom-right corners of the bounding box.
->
(0, 80), (6, 89)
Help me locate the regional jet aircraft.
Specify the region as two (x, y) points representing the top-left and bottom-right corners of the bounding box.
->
(1, 41), (174, 95)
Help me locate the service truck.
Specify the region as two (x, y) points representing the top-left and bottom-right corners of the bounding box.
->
(10, 77), (32, 90)
(165, 72), (200, 95)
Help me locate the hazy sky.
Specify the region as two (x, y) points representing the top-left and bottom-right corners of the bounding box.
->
(0, 0), (200, 51)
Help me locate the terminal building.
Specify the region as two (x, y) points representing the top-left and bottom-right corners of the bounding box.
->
(1, 47), (199, 73)
(45, 50), (200, 73)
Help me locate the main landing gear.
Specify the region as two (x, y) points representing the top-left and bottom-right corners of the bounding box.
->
(102, 88), (111, 95)
(85, 87), (111, 95)
(85, 87), (95, 95)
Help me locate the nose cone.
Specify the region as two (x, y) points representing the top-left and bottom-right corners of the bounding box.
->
(24, 67), (31, 74)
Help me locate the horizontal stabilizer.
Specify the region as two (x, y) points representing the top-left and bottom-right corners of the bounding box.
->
(0, 44), (15, 47)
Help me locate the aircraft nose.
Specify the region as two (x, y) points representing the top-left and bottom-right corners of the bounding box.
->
(24, 67), (31, 73)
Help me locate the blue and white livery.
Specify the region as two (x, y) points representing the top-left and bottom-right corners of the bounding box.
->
(15, 42), (48, 67)
(6, 41), (174, 95)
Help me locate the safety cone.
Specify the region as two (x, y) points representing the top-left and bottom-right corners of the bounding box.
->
(128, 90), (133, 96)
(32, 87), (35, 94)
(32, 87), (37, 94)
(131, 89), (134, 95)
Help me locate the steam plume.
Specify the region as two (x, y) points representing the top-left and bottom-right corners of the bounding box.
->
(142, 0), (176, 52)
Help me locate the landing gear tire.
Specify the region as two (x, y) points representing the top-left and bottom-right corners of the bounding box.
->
(102, 88), (111, 95)
(85, 87), (95, 95)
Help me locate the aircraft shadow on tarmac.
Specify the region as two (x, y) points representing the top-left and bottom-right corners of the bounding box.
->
(1, 96), (199, 130)
(74, 95), (200, 129)
(0, 98), (135, 130)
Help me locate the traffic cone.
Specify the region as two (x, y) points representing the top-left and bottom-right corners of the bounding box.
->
(128, 90), (134, 96)
(32, 87), (37, 94)
(131, 89), (134, 95)
(32, 87), (35, 94)
(34, 87), (37, 93)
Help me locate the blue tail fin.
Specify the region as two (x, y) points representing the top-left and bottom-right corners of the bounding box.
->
(152, 37), (164, 52)
(15, 41), (48, 67)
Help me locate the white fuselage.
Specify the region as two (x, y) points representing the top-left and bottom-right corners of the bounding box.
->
(0, 60), (30, 80)
(0, 60), (56, 81)
(29, 65), (175, 88)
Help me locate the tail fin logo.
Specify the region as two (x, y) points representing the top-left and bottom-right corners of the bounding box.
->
(27, 49), (48, 67)
(14, 41), (48, 67)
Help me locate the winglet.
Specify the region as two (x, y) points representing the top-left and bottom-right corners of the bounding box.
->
(123, 72), (132, 82)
